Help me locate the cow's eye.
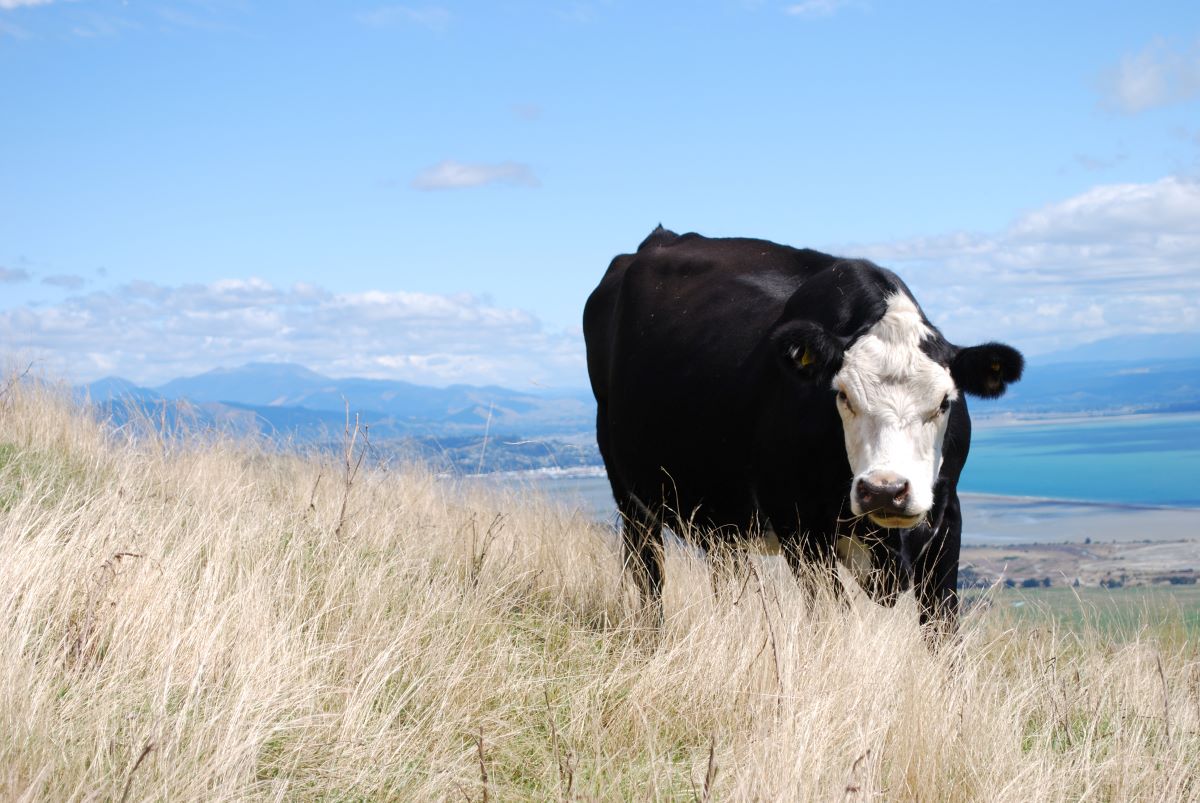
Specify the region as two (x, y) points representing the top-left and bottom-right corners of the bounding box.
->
(928, 394), (950, 421)
(921, 396), (950, 422)
(836, 390), (854, 414)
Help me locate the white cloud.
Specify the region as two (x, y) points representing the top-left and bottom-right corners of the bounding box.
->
(511, 103), (543, 121)
(1073, 150), (1127, 172)
(42, 273), (86, 290)
(849, 176), (1200, 356)
(411, 160), (540, 190)
(0, 278), (585, 388)
(1099, 39), (1200, 114)
(66, 9), (145, 38)
(0, 0), (52, 9)
(356, 5), (451, 31)
(784, 0), (857, 18)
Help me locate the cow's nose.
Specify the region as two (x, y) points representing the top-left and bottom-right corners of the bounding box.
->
(857, 474), (910, 512)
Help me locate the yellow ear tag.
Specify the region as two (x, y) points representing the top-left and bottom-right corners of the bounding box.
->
(800, 347), (814, 368)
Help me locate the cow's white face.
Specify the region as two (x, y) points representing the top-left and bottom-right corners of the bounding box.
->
(832, 294), (957, 528)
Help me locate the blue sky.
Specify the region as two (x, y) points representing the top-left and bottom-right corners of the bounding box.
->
(2, 1), (1199, 389)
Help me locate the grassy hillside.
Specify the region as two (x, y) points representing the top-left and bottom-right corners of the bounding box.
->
(1, 374), (1198, 801)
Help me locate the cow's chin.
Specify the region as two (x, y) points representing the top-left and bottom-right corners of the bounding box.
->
(866, 512), (924, 529)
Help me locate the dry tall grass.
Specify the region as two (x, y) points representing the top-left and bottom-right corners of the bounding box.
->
(1, 374), (1198, 801)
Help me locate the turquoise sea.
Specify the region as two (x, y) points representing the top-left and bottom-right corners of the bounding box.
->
(492, 414), (1200, 544)
(964, 413), (1200, 508)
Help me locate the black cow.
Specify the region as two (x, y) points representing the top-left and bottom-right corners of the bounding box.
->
(583, 226), (1023, 633)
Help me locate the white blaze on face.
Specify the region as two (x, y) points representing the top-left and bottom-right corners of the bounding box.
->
(832, 293), (957, 525)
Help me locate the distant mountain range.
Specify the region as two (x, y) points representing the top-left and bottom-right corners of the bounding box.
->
(82, 363), (598, 474)
(79, 335), (1200, 472)
(988, 333), (1200, 417)
(988, 357), (1200, 417)
(85, 362), (594, 436)
(1028, 332), (1200, 365)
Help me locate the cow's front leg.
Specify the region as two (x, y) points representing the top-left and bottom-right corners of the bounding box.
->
(846, 517), (911, 608)
(911, 492), (962, 646)
(780, 529), (841, 612)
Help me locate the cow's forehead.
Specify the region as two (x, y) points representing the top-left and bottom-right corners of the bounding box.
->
(834, 293), (955, 398)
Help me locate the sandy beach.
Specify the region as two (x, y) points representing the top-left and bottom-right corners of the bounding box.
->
(495, 474), (1199, 545)
(958, 494), (1200, 585)
(960, 493), (1200, 544)
(485, 476), (1200, 584)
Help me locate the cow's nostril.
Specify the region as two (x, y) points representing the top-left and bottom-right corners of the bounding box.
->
(857, 475), (910, 513)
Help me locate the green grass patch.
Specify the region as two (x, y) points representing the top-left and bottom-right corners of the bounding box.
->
(970, 585), (1200, 639)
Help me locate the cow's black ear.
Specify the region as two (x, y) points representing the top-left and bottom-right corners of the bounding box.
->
(951, 342), (1024, 398)
(771, 320), (846, 380)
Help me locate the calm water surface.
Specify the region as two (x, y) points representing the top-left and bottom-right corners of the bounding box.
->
(486, 414), (1200, 545)
(963, 414), (1200, 507)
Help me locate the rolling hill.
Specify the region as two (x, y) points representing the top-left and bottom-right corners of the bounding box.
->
(81, 364), (597, 474)
(78, 343), (1200, 472)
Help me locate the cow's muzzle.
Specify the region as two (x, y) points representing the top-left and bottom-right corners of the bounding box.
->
(855, 472), (922, 528)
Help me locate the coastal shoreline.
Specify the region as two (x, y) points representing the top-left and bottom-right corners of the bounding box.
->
(467, 472), (1199, 546)
(971, 410), (1200, 429)
(463, 472), (1200, 585)
(959, 490), (1200, 515)
(960, 494), (1197, 545)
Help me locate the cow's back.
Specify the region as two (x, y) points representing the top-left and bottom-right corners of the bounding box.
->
(583, 228), (839, 524)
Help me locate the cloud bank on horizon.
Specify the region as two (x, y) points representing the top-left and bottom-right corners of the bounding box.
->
(1, 2), (1198, 388)
(4, 175), (1197, 388)
(0, 278), (583, 388)
(854, 175), (1200, 357)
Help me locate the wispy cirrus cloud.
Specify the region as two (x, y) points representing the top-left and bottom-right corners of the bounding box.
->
(42, 273), (86, 290)
(1098, 38), (1200, 114)
(511, 103), (543, 121)
(0, 19), (28, 37)
(0, 0), (53, 9)
(0, 267), (31, 283)
(0, 0), (43, 37)
(784, 0), (860, 18)
(356, 5), (451, 31)
(0, 277), (585, 387)
(1072, 150), (1128, 172)
(410, 160), (540, 190)
(1, 1), (234, 39)
(850, 176), (1200, 355)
